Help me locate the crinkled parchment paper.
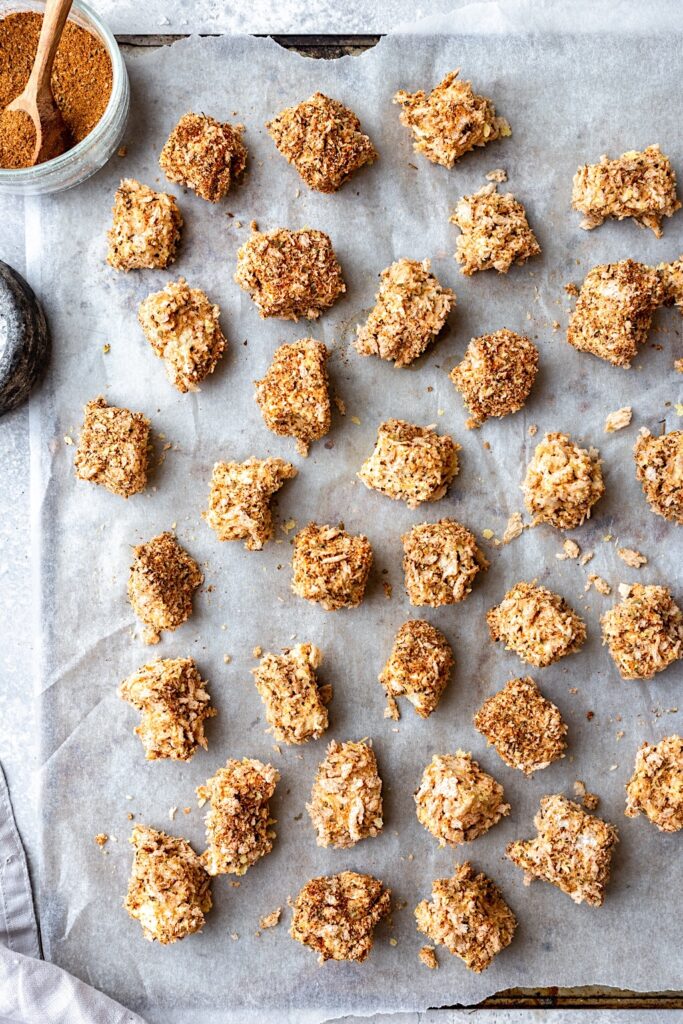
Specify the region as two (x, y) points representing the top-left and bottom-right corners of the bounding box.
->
(28, 3), (682, 1021)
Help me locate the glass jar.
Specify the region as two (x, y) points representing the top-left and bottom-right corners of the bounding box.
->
(0, 0), (129, 196)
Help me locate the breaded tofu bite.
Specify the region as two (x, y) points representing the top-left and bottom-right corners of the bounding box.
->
(415, 862), (516, 973)
(138, 278), (226, 393)
(124, 825), (211, 944)
(625, 735), (683, 832)
(266, 92), (377, 193)
(159, 113), (247, 202)
(487, 581), (586, 668)
(474, 676), (567, 775)
(600, 583), (683, 680)
(633, 429), (683, 525)
(415, 751), (509, 846)
(106, 178), (182, 271)
(393, 69), (510, 168)
(450, 184), (540, 276)
(292, 522), (373, 610)
(203, 457), (297, 549)
(197, 758), (279, 877)
(566, 259), (664, 368)
(506, 794), (618, 907)
(307, 739), (383, 848)
(402, 519), (488, 607)
(128, 532), (203, 645)
(74, 396), (150, 498)
(252, 643), (330, 745)
(450, 329), (538, 428)
(290, 871), (391, 963)
(522, 431), (604, 530)
(118, 657), (216, 761)
(254, 339), (331, 456)
(379, 619), (454, 720)
(358, 419), (460, 508)
(572, 145), (680, 237)
(235, 227), (345, 321)
(355, 258), (455, 367)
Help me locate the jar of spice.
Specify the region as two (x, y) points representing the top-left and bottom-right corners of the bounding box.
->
(0, 0), (128, 195)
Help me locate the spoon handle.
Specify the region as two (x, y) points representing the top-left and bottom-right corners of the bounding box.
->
(25, 0), (74, 103)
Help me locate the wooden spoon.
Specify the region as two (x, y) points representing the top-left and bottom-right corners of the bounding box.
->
(6, 0), (74, 165)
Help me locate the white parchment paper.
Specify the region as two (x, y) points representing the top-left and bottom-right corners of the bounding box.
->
(29, 5), (683, 1021)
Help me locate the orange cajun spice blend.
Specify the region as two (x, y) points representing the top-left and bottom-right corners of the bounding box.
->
(0, 11), (113, 168)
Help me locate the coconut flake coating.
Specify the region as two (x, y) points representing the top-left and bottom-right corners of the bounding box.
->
(450, 184), (540, 276)
(572, 145), (680, 237)
(474, 676), (567, 775)
(197, 758), (280, 877)
(266, 92), (377, 193)
(307, 739), (383, 848)
(252, 642), (330, 745)
(487, 581), (586, 668)
(450, 329), (538, 427)
(74, 396), (150, 499)
(415, 751), (509, 846)
(625, 735), (683, 832)
(118, 657), (216, 761)
(290, 871), (391, 963)
(658, 254), (683, 313)
(124, 825), (212, 944)
(358, 419), (460, 508)
(379, 619), (454, 720)
(159, 112), (247, 202)
(292, 522), (373, 611)
(506, 794), (618, 907)
(128, 532), (203, 645)
(566, 259), (664, 368)
(402, 518), (488, 607)
(634, 429), (683, 525)
(107, 178), (182, 272)
(355, 258), (455, 367)
(203, 457), (297, 550)
(415, 862), (516, 973)
(254, 339), (331, 456)
(600, 584), (683, 681)
(235, 228), (345, 321)
(393, 69), (510, 168)
(522, 431), (604, 530)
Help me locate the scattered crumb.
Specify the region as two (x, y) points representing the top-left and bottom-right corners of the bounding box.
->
(586, 573), (611, 595)
(486, 168), (507, 182)
(502, 512), (524, 545)
(94, 833), (108, 847)
(556, 539), (581, 560)
(259, 907), (282, 930)
(573, 779), (599, 811)
(604, 407), (632, 433)
(617, 547), (647, 568)
(419, 945), (439, 969)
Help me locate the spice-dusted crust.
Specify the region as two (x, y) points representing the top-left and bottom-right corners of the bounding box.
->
(658, 255), (683, 313)
(124, 825), (212, 944)
(254, 340), (331, 456)
(355, 258), (455, 367)
(415, 862), (516, 973)
(290, 871), (391, 963)
(566, 260), (664, 368)
(159, 112), (247, 202)
(235, 228), (345, 321)
(203, 457), (297, 550)
(393, 69), (510, 168)
(307, 739), (383, 848)
(572, 145), (680, 237)
(450, 329), (538, 428)
(118, 657), (216, 761)
(474, 676), (567, 775)
(267, 92), (377, 193)
(450, 184), (540, 276)
(600, 583), (683, 681)
(197, 758), (280, 877)
(379, 619), (453, 720)
(634, 429), (683, 525)
(487, 581), (586, 668)
(106, 178), (182, 272)
(522, 431), (604, 530)
(292, 522), (373, 611)
(625, 735), (683, 832)
(252, 643), (330, 745)
(128, 532), (203, 645)
(506, 795), (618, 907)
(402, 519), (488, 607)
(138, 278), (226, 393)
(74, 396), (150, 499)
(358, 419), (460, 508)
(416, 752), (509, 846)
